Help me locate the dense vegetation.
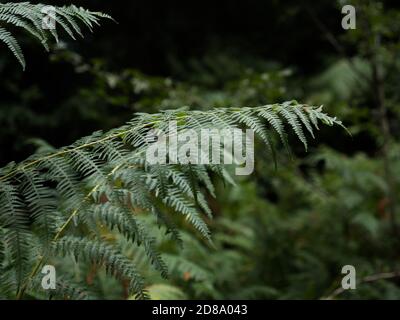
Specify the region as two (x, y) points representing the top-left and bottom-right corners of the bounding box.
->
(0, 0), (399, 300)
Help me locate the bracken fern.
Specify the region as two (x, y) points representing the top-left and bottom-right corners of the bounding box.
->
(0, 104), (343, 299)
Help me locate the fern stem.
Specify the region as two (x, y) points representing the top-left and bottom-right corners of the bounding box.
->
(16, 256), (43, 300)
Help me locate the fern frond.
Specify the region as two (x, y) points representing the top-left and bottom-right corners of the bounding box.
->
(0, 102), (343, 299)
(233, 109), (277, 164)
(140, 284), (188, 300)
(0, 27), (25, 69)
(44, 156), (84, 212)
(164, 254), (211, 282)
(20, 169), (56, 246)
(279, 102), (309, 149)
(87, 202), (168, 278)
(257, 106), (285, 142)
(164, 185), (212, 241)
(0, 180), (32, 291)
